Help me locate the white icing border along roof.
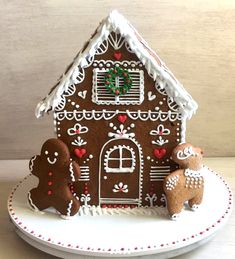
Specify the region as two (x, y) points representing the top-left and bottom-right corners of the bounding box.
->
(35, 10), (198, 119)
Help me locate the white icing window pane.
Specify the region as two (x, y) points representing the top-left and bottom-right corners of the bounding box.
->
(93, 68), (144, 105)
(105, 146), (136, 173)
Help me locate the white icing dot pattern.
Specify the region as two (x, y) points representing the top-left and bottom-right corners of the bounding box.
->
(165, 175), (180, 191)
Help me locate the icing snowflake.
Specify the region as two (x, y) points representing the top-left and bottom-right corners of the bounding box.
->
(108, 124), (135, 139)
(152, 136), (169, 146)
(112, 182), (128, 193)
(71, 136), (87, 146)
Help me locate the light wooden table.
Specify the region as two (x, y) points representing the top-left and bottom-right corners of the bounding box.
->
(0, 158), (234, 259)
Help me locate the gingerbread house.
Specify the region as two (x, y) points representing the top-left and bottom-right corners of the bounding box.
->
(35, 10), (197, 214)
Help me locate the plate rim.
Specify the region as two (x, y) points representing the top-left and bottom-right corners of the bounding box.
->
(7, 166), (233, 257)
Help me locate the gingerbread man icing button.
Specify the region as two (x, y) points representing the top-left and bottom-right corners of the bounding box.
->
(163, 143), (204, 220)
(28, 138), (81, 219)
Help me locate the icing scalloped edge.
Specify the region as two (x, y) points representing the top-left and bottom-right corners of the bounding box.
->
(35, 10), (198, 120)
(78, 205), (168, 217)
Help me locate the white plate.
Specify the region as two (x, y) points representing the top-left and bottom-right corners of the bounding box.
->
(8, 167), (233, 258)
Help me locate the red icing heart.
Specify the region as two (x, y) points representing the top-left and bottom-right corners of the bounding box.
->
(154, 148), (166, 159)
(118, 115), (127, 123)
(74, 148), (86, 158)
(114, 51), (122, 60)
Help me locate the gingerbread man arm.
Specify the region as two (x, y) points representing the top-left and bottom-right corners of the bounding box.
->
(29, 155), (41, 177)
(68, 161), (81, 182)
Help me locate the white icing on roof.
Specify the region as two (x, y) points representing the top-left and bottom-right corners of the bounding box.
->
(35, 10), (198, 119)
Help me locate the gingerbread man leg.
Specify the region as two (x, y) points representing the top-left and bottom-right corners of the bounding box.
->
(28, 188), (51, 212)
(54, 197), (80, 218)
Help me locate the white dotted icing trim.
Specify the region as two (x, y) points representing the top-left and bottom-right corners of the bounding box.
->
(55, 110), (181, 122)
(165, 175), (180, 191)
(184, 168), (204, 189)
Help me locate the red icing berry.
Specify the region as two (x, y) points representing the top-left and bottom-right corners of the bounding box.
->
(48, 181), (52, 186)
(123, 72), (127, 77)
(84, 190), (89, 195)
(47, 190), (53, 196)
(75, 130), (80, 134)
(105, 80), (110, 84)
(114, 69), (118, 73)
(115, 90), (120, 95)
(48, 171), (53, 176)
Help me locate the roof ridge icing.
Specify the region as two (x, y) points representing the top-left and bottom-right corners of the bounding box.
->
(35, 10), (198, 119)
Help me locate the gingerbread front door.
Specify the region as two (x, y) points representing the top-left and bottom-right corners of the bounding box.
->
(99, 138), (142, 207)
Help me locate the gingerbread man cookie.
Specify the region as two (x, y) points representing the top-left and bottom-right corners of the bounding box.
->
(28, 138), (81, 218)
(163, 143), (204, 220)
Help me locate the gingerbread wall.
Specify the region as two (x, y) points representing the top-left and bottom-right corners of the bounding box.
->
(54, 35), (181, 207)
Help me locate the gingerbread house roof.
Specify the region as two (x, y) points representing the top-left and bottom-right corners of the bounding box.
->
(35, 10), (198, 119)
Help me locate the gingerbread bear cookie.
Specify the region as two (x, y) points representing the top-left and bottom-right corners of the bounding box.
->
(28, 138), (81, 219)
(163, 143), (204, 220)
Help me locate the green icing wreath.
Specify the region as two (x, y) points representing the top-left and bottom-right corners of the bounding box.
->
(104, 66), (132, 96)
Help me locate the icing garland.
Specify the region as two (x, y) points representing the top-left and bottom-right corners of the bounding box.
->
(55, 110), (181, 122)
(104, 66), (132, 96)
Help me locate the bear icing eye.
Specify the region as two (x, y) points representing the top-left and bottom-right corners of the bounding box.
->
(54, 152), (58, 157)
(45, 150), (49, 155)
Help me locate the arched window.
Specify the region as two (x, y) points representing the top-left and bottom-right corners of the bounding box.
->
(104, 145), (136, 173)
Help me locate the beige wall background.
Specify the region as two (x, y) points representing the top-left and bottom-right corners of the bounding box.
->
(0, 0), (235, 159)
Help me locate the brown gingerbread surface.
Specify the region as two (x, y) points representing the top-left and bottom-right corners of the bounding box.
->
(52, 33), (182, 208)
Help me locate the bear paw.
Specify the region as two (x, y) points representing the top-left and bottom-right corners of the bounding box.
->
(170, 213), (180, 220)
(191, 204), (200, 211)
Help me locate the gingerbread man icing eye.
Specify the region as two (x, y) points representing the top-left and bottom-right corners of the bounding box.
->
(54, 152), (58, 157)
(45, 150), (49, 155)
